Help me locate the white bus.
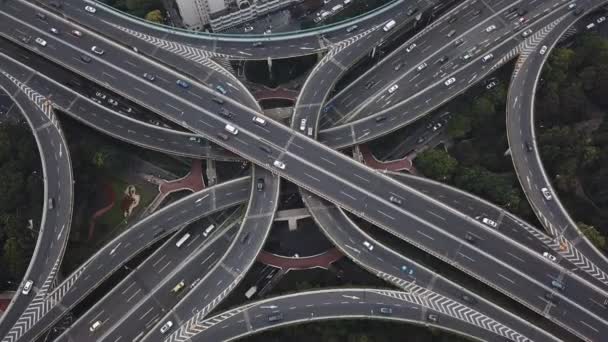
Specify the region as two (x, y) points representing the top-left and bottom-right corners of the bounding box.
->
(383, 19), (396, 32)
(175, 233), (191, 248)
(245, 286), (258, 299)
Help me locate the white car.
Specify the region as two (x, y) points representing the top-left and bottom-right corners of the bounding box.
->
(363, 241), (374, 251)
(300, 118), (307, 131)
(224, 124), (239, 135)
(252, 116), (267, 126)
(539, 45), (548, 55)
(273, 160), (286, 170)
(22, 280), (33, 295)
(405, 43), (417, 53)
(586, 23), (596, 30)
(160, 321), (173, 334)
(482, 217), (498, 228)
(543, 251), (557, 262)
(49, 27), (59, 35)
(91, 46), (104, 55)
(90, 321), (102, 332)
(597, 16), (606, 24)
(485, 24), (497, 33)
(34, 37), (47, 47)
(444, 77), (456, 86)
(388, 84), (399, 94)
(482, 54), (493, 63)
(541, 187), (553, 200)
(71, 30), (83, 37)
(84, 5), (97, 13)
(416, 62), (427, 72)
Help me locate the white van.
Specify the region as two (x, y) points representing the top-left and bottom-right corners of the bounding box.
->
(383, 19), (396, 32)
(202, 224), (215, 237)
(225, 124), (239, 135)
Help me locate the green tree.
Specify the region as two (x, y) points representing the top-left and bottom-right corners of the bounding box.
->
(145, 9), (163, 23)
(415, 149), (458, 181)
(578, 222), (606, 250)
(2, 237), (26, 278)
(447, 114), (471, 139)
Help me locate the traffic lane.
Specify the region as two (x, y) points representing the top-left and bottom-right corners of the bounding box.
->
(43, 0), (256, 106)
(322, 0), (523, 125)
(187, 290), (501, 342)
(276, 148), (608, 330)
(61, 223), (232, 341)
(141, 168), (280, 342)
(318, 5), (571, 147)
(305, 195), (557, 342)
(2, 2), (279, 142)
(97, 219), (242, 342)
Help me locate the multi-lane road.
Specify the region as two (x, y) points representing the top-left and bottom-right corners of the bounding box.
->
(1, 0), (608, 341)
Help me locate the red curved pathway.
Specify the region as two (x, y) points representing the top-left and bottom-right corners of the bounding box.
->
(359, 144), (414, 172)
(257, 248), (343, 271)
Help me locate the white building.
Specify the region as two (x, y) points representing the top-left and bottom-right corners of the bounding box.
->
(174, 0), (298, 32)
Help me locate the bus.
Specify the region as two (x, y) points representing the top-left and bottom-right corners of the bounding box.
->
(175, 233), (191, 248)
(245, 286), (257, 299)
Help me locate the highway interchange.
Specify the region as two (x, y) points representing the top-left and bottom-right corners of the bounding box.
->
(1, 0), (608, 341)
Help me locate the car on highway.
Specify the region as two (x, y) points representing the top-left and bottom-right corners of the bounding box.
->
(416, 62), (427, 72)
(586, 23), (595, 30)
(49, 28), (59, 35)
(446, 29), (456, 38)
(465, 233), (476, 243)
(240, 232), (251, 244)
(461, 294), (477, 304)
(171, 280), (185, 293)
(472, 8), (482, 16)
(383, 19), (396, 32)
(543, 251), (557, 262)
(252, 41), (263, 47)
(485, 80), (498, 90)
(521, 29), (532, 38)
(35, 37), (47, 47)
(217, 132), (229, 141)
(405, 43), (417, 53)
(220, 109), (233, 119)
(20, 35), (32, 43)
(573, 7), (584, 16)
(597, 16), (606, 24)
(215, 85), (227, 94)
(437, 55), (449, 64)
(253, 116), (267, 126)
(363, 241), (374, 251)
(394, 63), (403, 71)
(273, 160), (286, 170)
(406, 7), (418, 16)
(300, 118), (308, 131)
(551, 280), (565, 291)
(36, 12), (47, 20)
(160, 321), (173, 334)
(541, 187), (552, 200)
(482, 53), (493, 63)
(453, 38), (464, 47)
(539, 45), (548, 55)
(525, 141), (533, 152)
(176, 79), (190, 88)
(89, 320), (102, 332)
(259, 145), (272, 154)
(375, 115), (386, 123)
(485, 24), (497, 33)
(48, 198), (55, 210)
(364, 80), (375, 89)
(448, 15), (457, 23)
(95, 91), (107, 100)
(568, 3), (577, 10)
(389, 195), (403, 205)
(91, 46), (105, 55)
(22, 280), (33, 295)
(244, 25), (254, 32)
(225, 124), (239, 135)
(108, 98), (118, 106)
(268, 311), (283, 322)
(257, 178), (265, 191)
(388, 84), (399, 94)
(202, 224), (216, 237)
(346, 25), (358, 33)
(85, 5), (97, 13)
(481, 217), (498, 228)
(143, 73), (155, 82)
(380, 307), (393, 314)
(427, 313), (438, 322)
(71, 30), (82, 37)
(400, 265), (414, 275)
(212, 97), (224, 105)
(444, 77), (456, 86)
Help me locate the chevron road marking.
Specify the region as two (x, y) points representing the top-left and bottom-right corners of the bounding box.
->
(374, 272), (531, 342)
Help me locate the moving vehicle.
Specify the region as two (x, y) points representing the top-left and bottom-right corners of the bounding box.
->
(71, 30), (82, 37)
(543, 251), (557, 262)
(521, 29), (532, 38)
(253, 116), (267, 126)
(363, 241), (374, 251)
(383, 19), (396, 32)
(48, 198), (54, 210)
(346, 25), (358, 33)
(225, 124), (239, 135)
(22, 280), (33, 295)
(35, 37), (47, 47)
(268, 311), (283, 322)
(202, 224), (215, 237)
(171, 281), (185, 293)
(215, 85), (227, 94)
(481, 217), (498, 228)
(143, 73), (156, 81)
(416, 62), (427, 72)
(50, 28), (59, 35)
(90, 321), (102, 332)
(176, 79), (190, 88)
(482, 54), (493, 62)
(485, 25), (496, 33)
(541, 187), (552, 200)
(380, 307), (393, 314)
(245, 286), (258, 299)
(85, 5), (97, 13)
(427, 314), (438, 322)
(257, 178), (265, 191)
(91, 46), (104, 55)
(539, 45), (548, 55)
(212, 97), (224, 104)
(551, 280), (565, 291)
(300, 118), (307, 131)
(388, 84), (399, 94)
(175, 233), (191, 248)
(444, 77), (456, 86)
(160, 321), (173, 334)
(405, 43), (417, 53)
(389, 195), (402, 205)
(273, 160), (286, 170)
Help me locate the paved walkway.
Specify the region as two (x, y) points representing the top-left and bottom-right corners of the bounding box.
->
(144, 159), (206, 213)
(252, 86), (299, 102)
(359, 144), (414, 172)
(257, 248), (343, 271)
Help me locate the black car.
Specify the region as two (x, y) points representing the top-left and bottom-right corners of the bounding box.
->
(212, 97), (224, 105)
(464, 233), (476, 243)
(448, 16), (457, 23)
(80, 55), (92, 63)
(364, 81), (375, 89)
(472, 9), (482, 16)
(437, 56), (449, 64)
(461, 294), (477, 304)
(256, 178), (265, 191)
(220, 109), (233, 119)
(407, 8), (418, 16)
(240, 232), (250, 244)
(525, 141), (533, 152)
(143, 73), (156, 82)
